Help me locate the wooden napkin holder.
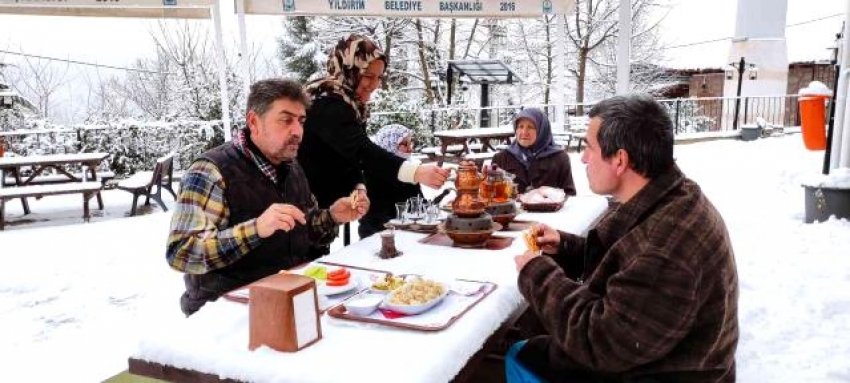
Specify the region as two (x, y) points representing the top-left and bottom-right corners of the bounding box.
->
(248, 273), (321, 352)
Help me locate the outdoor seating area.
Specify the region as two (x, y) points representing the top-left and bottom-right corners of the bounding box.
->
(115, 153), (177, 216)
(2, 0), (849, 382)
(0, 152), (111, 229)
(0, 150), (179, 227)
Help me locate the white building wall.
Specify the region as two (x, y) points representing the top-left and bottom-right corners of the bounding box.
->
(723, 0), (789, 128)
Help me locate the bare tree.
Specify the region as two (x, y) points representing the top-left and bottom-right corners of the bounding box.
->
(9, 55), (69, 119)
(118, 47), (175, 120)
(79, 67), (132, 122)
(566, 0), (667, 113)
(415, 19), (438, 105)
(512, 16), (559, 105)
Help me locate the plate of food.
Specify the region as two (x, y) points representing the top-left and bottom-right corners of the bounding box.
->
(520, 186), (567, 212)
(386, 219), (410, 227)
(380, 277), (448, 315)
(370, 275), (406, 294)
(300, 265), (359, 296)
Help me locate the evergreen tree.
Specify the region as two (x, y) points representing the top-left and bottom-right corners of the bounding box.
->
(279, 17), (322, 83)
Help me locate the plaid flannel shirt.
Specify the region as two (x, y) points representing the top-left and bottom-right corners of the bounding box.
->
(166, 159), (338, 275)
(517, 166), (738, 382)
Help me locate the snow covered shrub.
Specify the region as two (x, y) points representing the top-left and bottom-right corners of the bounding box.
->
(81, 120), (224, 176)
(368, 89), (432, 146)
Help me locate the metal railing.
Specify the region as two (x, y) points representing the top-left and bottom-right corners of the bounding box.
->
(0, 95), (803, 166)
(370, 95), (802, 145)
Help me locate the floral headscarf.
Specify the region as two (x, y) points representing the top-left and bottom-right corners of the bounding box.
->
(305, 34), (387, 123)
(374, 124), (412, 158)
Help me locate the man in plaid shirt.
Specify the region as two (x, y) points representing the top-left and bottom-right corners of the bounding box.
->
(509, 94), (738, 382)
(167, 79), (369, 316)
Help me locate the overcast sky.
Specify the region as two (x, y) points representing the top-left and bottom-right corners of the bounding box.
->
(0, 0), (845, 72)
(0, 0), (845, 123)
(657, 0), (845, 68)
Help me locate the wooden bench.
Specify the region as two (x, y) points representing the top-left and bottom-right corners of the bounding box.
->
(421, 143), (483, 157)
(552, 131), (572, 150)
(2, 171), (115, 187)
(566, 116), (589, 151)
(462, 152), (495, 168)
(568, 131), (587, 151)
(0, 182), (103, 230)
(421, 143), (485, 166)
(116, 154), (177, 216)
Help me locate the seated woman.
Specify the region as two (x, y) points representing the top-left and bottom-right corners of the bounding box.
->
(359, 125), (422, 238)
(492, 108), (577, 196)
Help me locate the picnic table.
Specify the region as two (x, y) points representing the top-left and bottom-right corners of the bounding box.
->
(430, 126), (515, 165)
(125, 196), (609, 383)
(0, 152), (110, 228)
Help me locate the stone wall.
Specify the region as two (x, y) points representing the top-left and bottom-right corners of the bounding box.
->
(689, 73), (726, 98)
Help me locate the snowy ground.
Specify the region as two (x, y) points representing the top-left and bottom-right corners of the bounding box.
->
(1, 133), (849, 382)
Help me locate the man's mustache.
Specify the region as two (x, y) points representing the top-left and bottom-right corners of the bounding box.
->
(286, 136), (302, 146)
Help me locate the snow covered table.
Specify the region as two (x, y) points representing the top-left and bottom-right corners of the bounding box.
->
(431, 126), (515, 165)
(0, 152), (110, 227)
(128, 196), (609, 383)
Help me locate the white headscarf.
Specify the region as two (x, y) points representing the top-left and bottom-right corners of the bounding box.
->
(374, 124), (412, 158)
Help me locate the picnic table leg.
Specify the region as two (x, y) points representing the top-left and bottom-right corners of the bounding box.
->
(481, 138), (495, 152)
(88, 166), (104, 210)
(83, 193), (92, 223)
(0, 198), (5, 230)
(11, 168), (30, 214)
(130, 192), (140, 217)
(150, 186), (168, 212)
(438, 140), (450, 167)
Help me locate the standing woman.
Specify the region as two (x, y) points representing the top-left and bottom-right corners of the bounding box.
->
(298, 34), (448, 226)
(492, 108), (577, 195)
(358, 124), (422, 238)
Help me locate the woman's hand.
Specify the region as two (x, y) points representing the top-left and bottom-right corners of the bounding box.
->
(414, 165), (450, 189)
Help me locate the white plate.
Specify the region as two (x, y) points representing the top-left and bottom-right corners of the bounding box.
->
(317, 279), (358, 296)
(380, 283), (449, 315)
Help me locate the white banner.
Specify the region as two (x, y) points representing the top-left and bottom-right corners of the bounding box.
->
(244, 0), (575, 17)
(0, 0), (211, 18)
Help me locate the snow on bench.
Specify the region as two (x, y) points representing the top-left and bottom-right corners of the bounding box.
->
(462, 152), (496, 167)
(420, 143), (484, 156)
(117, 171), (157, 189)
(0, 182), (102, 198)
(2, 171), (115, 187)
(0, 182), (103, 230)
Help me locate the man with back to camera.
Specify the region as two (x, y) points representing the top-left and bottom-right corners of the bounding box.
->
(166, 79), (369, 316)
(508, 94), (739, 383)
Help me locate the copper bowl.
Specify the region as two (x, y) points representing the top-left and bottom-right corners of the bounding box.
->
(440, 222), (502, 248)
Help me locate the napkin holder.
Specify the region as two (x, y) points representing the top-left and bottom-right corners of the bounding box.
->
(249, 273), (321, 352)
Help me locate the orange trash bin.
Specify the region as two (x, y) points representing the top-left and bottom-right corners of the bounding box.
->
(799, 95), (829, 150)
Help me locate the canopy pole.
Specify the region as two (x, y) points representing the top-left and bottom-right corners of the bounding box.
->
(554, 13), (567, 129)
(236, 0), (251, 102)
(837, 4), (850, 168)
(615, 0), (631, 95)
(212, 0), (232, 141)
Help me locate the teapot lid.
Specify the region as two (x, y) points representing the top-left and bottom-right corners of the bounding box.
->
(486, 163), (504, 177)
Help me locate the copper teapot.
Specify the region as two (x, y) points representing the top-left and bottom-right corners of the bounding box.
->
(451, 161), (486, 217)
(479, 164), (512, 205)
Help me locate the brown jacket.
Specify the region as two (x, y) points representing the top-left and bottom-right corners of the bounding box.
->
(493, 150), (576, 195)
(517, 166), (738, 383)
